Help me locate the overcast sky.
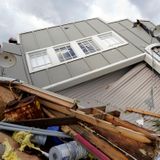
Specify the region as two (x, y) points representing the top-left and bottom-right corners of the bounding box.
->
(1, 0), (160, 44)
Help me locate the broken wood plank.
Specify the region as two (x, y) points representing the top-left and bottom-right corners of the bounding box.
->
(71, 125), (129, 160)
(91, 108), (156, 140)
(40, 99), (72, 115)
(45, 109), (111, 160)
(126, 108), (160, 118)
(41, 99), (152, 143)
(45, 108), (156, 160)
(11, 82), (74, 108)
(75, 132), (111, 160)
(93, 126), (155, 160)
(42, 107), (55, 118)
(9, 117), (78, 127)
(63, 127), (111, 160)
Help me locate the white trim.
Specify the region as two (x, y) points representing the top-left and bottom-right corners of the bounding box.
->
(26, 49), (53, 73)
(145, 43), (160, 62)
(43, 53), (145, 91)
(70, 41), (85, 58)
(26, 31), (128, 73)
(76, 38), (101, 55)
(145, 54), (160, 74)
(145, 43), (160, 74)
(47, 47), (60, 66)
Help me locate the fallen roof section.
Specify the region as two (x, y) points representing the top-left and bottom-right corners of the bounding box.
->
(58, 62), (160, 132)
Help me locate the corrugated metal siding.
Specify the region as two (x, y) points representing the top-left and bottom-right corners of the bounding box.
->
(58, 67), (131, 107)
(58, 63), (160, 131)
(98, 63), (160, 110)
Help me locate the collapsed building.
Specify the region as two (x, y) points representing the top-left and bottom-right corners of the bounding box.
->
(0, 18), (160, 160)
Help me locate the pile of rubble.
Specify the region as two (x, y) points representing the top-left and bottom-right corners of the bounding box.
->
(0, 79), (160, 160)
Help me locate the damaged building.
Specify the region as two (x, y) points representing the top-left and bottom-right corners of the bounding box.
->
(0, 18), (160, 160)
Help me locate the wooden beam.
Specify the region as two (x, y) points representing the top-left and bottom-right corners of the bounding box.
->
(45, 109), (111, 160)
(126, 108), (160, 118)
(14, 83), (74, 108)
(10, 117), (78, 127)
(42, 108), (55, 118)
(93, 126), (154, 160)
(92, 108), (156, 140)
(41, 99), (152, 143)
(45, 108), (155, 160)
(71, 125), (129, 160)
(39, 99), (72, 115)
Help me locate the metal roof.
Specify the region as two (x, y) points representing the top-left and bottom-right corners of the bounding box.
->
(58, 62), (160, 131)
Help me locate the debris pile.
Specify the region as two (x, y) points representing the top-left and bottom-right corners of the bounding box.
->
(0, 80), (160, 160)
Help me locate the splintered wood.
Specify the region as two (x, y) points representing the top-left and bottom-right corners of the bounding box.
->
(127, 107), (160, 118)
(0, 81), (158, 160)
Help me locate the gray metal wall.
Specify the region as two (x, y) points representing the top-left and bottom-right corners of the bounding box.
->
(0, 54), (29, 82)
(0, 43), (30, 82)
(18, 18), (158, 88)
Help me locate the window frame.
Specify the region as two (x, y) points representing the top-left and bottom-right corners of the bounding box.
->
(26, 49), (53, 73)
(97, 31), (128, 50)
(77, 38), (101, 55)
(26, 31), (128, 73)
(54, 44), (77, 62)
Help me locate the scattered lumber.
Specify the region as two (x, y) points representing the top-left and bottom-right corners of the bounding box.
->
(93, 126), (155, 160)
(41, 99), (152, 143)
(0, 81), (159, 160)
(63, 126), (111, 160)
(45, 108), (128, 160)
(82, 107), (156, 140)
(71, 125), (129, 160)
(126, 107), (160, 118)
(0, 80), (74, 108)
(44, 108), (157, 160)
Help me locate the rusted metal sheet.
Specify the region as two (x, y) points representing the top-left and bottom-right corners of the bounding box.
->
(4, 96), (44, 121)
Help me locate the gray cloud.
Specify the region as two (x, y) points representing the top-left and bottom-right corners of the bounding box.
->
(129, 0), (160, 24)
(0, 0), (160, 45)
(11, 0), (92, 24)
(0, 0), (92, 43)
